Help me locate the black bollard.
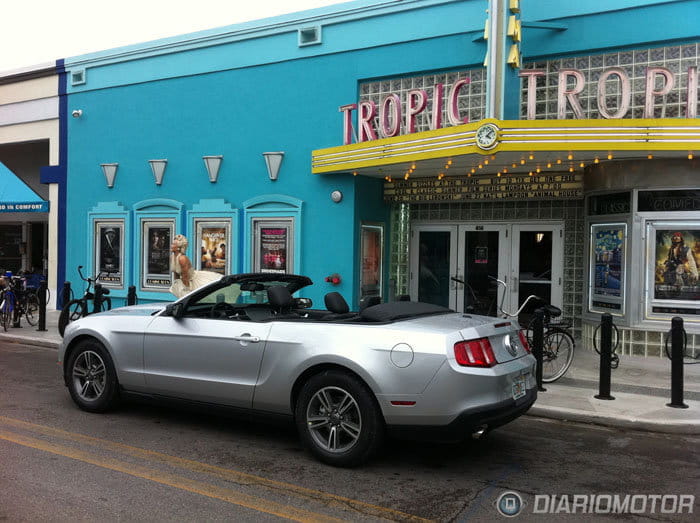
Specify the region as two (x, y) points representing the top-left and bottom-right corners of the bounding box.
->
(127, 285), (137, 306)
(667, 317), (688, 409)
(595, 313), (615, 400)
(532, 308), (546, 392)
(93, 283), (104, 314)
(37, 281), (47, 332)
(61, 281), (71, 309)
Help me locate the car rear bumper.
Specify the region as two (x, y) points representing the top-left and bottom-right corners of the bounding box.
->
(386, 387), (537, 442)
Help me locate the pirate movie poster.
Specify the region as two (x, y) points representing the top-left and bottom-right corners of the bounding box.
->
(654, 229), (700, 302)
(95, 221), (123, 287)
(197, 223), (228, 275)
(142, 222), (172, 289)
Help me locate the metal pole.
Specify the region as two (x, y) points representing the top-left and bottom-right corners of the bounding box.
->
(532, 308), (546, 392)
(61, 281), (71, 309)
(127, 285), (137, 306)
(667, 316), (688, 409)
(93, 283), (103, 314)
(595, 313), (615, 400)
(37, 281), (47, 332)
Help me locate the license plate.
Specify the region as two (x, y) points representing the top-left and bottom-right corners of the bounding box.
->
(512, 376), (526, 400)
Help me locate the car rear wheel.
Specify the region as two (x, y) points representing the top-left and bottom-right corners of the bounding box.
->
(295, 370), (383, 467)
(66, 339), (119, 412)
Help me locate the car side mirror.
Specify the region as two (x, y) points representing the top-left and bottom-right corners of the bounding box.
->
(166, 302), (185, 319)
(293, 297), (313, 309)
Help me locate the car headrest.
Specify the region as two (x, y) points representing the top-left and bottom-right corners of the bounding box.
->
(324, 292), (349, 314)
(359, 295), (381, 311)
(268, 286), (292, 309)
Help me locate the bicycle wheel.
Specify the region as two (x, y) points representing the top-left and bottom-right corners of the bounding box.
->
(24, 293), (40, 326)
(541, 330), (575, 383)
(58, 299), (86, 337)
(0, 295), (11, 332)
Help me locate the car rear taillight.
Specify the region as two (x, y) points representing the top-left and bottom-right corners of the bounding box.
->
(518, 330), (531, 353)
(454, 338), (497, 367)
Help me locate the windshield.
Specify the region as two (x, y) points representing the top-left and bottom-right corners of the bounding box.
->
(190, 279), (298, 306)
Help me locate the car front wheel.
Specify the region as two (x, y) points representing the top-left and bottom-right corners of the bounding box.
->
(295, 371), (384, 467)
(66, 340), (119, 412)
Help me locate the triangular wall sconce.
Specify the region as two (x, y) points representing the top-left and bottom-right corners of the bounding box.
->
(263, 152), (284, 181)
(149, 159), (168, 185)
(101, 163), (118, 188)
(203, 155), (223, 183)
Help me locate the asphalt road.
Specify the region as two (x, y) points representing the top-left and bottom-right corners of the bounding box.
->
(1, 340), (698, 521)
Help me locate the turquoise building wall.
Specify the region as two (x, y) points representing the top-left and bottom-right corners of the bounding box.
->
(61, 0), (699, 308)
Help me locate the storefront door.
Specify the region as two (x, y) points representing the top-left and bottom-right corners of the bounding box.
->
(410, 223), (563, 318)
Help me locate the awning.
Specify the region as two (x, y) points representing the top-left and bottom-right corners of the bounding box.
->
(0, 161), (48, 213)
(312, 118), (700, 179)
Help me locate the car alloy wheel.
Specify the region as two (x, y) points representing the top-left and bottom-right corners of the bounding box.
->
(296, 370), (383, 467)
(72, 350), (107, 401)
(306, 386), (362, 453)
(66, 340), (120, 412)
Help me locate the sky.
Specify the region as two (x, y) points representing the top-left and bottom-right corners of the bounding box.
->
(0, 0), (349, 73)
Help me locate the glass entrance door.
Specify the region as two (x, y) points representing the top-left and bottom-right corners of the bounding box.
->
(457, 225), (510, 316)
(511, 224), (563, 321)
(410, 222), (563, 317)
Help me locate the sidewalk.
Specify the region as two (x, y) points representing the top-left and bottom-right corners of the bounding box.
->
(1, 312), (699, 435)
(529, 346), (700, 434)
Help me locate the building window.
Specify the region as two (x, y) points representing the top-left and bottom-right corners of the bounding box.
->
(0, 224), (22, 273)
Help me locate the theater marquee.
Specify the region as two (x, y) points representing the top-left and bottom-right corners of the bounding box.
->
(384, 172), (583, 203)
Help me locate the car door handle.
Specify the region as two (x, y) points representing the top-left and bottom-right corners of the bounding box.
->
(233, 335), (260, 343)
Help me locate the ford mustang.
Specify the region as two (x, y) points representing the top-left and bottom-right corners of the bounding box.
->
(59, 273), (537, 467)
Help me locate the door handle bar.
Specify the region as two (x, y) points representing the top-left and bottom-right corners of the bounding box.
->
(233, 335), (261, 343)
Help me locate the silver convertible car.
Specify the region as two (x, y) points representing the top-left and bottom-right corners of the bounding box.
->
(59, 273), (537, 467)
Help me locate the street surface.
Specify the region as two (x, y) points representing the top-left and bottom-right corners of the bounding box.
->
(1, 340), (698, 521)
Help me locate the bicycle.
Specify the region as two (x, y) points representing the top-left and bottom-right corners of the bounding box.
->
(0, 286), (15, 332)
(0, 275), (39, 330)
(490, 276), (575, 383)
(58, 266), (112, 337)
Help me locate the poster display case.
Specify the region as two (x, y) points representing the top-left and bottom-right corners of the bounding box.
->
(195, 219), (231, 275)
(252, 218), (294, 274)
(589, 223), (626, 315)
(645, 221), (700, 319)
(94, 220), (124, 287)
(141, 219), (174, 291)
(360, 223), (383, 299)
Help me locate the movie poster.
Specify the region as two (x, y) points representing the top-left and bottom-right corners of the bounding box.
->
(197, 224), (228, 275)
(653, 229), (700, 301)
(142, 222), (172, 289)
(259, 227), (288, 273)
(96, 221), (123, 286)
(360, 224), (383, 298)
(592, 226), (624, 298)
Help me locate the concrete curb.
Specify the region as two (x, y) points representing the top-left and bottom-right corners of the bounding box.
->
(528, 405), (700, 435)
(0, 333), (60, 349)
